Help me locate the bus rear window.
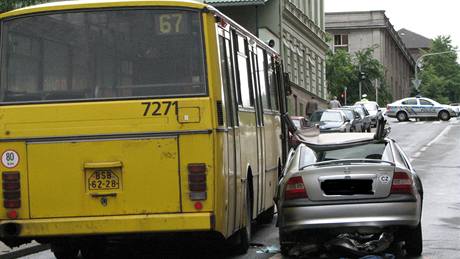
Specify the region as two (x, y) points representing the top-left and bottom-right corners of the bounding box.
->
(0, 9), (206, 103)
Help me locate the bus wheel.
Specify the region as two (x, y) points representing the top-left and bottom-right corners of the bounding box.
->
(51, 241), (79, 259)
(257, 206), (274, 224)
(80, 240), (107, 259)
(234, 185), (252, 255)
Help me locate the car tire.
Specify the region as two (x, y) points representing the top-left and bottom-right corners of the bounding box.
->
(280, 244), (292, 256)
(404, 223), (423, 256)
(397, 111), (408, 122)
(439, 111), (450, 121)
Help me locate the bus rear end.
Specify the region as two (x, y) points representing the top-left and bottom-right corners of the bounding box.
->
(0, 1), (219, 251)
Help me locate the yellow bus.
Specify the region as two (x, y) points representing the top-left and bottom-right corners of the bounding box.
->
(0, 0), (289, 256)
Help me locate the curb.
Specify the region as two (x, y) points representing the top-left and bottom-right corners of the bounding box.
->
(0, 244), (50, 259)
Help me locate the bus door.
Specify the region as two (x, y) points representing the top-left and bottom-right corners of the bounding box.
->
(218, 31), (240, 234)
(250, 47), (265, 214)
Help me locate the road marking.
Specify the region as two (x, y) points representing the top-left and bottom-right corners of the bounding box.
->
(398, 122), (409, 125)
(415, 121), (425, 125)
(420, 146), (428, 152)
(426, 125), (451, 147)
(412, 152), (421, 158)
(433, 121), (441, 124)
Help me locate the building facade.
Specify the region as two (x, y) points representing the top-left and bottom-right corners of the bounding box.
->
(326, 11), (415, 101)
(398, 28), (432, 62)
(204, 0), (329, 115)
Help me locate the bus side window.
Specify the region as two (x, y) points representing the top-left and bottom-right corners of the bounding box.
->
(234, 33), (254, 108)
(267, 54), (279, 111)
(218, 32), (239, 127)
(257, 47), (270, 110)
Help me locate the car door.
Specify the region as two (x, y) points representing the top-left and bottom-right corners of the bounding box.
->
(353, 111), (364, 131)
(418, 98), (436, 117)
(401, 98), (419, 118)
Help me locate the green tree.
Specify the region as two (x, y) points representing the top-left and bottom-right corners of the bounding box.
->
(326, 47), (391, 105)
(0, 0), (48, 13)
(419, 35), (460, 103)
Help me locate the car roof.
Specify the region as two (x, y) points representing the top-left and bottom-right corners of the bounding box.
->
(297, 133), (387, 151)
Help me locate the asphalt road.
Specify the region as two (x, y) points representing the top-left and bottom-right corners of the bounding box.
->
(9, 117), (460, 259)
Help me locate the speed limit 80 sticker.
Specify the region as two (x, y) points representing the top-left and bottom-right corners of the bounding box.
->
(2, 150), (20, 168)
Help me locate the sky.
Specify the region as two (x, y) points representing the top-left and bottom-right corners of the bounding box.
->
(325, 0), (460, 51)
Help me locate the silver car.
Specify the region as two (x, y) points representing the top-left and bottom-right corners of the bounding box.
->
(276, 124), (423, 256)
(386, 96), (457, 121)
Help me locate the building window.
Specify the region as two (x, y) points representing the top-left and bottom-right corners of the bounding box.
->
(292, 47), (299, 85)
(299, 49), (305, 89)
(333, 34), (349, 52)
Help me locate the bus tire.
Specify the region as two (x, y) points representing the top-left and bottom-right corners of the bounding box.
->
(233, 184), (252, 255)
(51, 241), (79, 259)
(257, 206), (274, 224)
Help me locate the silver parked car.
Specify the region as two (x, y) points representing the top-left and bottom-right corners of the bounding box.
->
(309, 109), (352, 133)
(386, 96), (457, 121)
(276, 119), (423, 256)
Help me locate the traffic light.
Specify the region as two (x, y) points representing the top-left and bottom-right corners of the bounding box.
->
(359, 71), (366, 81)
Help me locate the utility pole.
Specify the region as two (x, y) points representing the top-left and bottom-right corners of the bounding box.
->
(344, 86), (347, 105)
(358, 64), (362, 99)
(375, 79), (379, 103)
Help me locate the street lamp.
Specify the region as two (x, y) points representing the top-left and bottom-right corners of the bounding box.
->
(413, 50), (456, 90)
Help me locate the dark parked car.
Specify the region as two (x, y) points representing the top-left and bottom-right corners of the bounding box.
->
(277, 119), (423, 256)
(345, 105), (372, 131)
(336, 107), (370, 132)
(355, 101), (380, 127)
(309, 110), (352, 133)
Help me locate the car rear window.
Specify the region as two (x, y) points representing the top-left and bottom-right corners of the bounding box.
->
(321, 111), (343, 122)
(319, 143), (387, 161)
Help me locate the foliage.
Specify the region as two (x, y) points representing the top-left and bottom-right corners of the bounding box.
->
(0, 0), (48, 13)
(326, 47), (391, 105)
(418, 36), (460, 103)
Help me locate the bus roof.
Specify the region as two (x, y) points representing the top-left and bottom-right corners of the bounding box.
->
(0, 0), (207, 19)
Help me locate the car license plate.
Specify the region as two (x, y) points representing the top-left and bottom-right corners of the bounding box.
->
(87, 169), (121, 191)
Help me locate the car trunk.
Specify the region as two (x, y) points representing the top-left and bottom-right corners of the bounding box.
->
(27, 137), (181, 218)
(300, 164), (394, 201)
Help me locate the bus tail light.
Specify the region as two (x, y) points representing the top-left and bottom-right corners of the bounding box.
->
(188, 163), (207, 201)
(391, 171), (413, 195)
(2, 172), (21, 209)
(284, 176), (308, 200)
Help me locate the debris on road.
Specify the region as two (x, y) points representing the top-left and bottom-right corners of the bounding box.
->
(325, 232), (394, 257)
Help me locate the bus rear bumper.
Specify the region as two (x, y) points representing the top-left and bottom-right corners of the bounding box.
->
(0, 213), (213, 238)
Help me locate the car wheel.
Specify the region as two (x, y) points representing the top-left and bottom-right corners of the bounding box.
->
(397, 111), (408, 122)
(280, 244), (292, 256)
(404, 223), (423, 256)
(439, 111), (450, 121)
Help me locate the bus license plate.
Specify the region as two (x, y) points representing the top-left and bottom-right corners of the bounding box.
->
(87, 169), (121, 191)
